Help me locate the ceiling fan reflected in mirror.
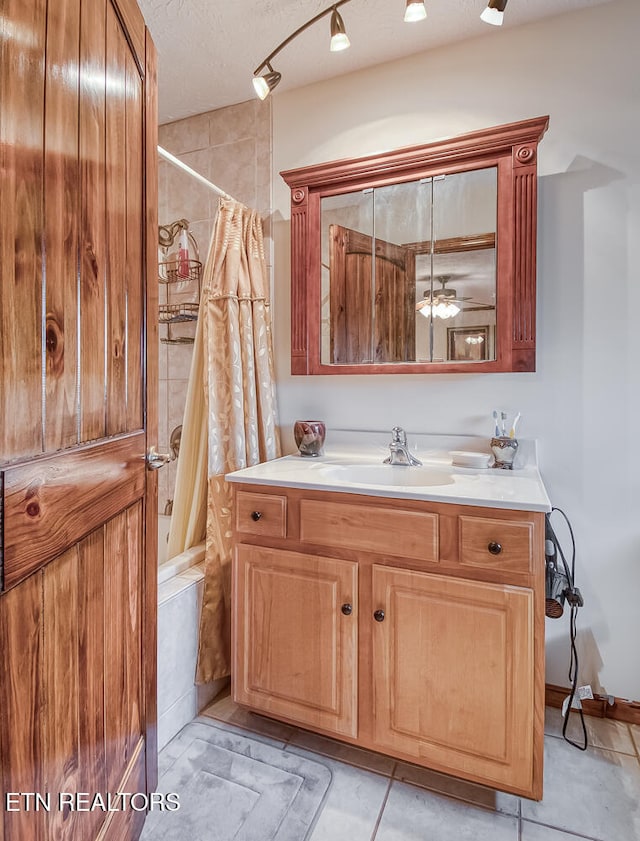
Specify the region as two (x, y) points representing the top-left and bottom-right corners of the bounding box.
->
(415, 275), (477, 320)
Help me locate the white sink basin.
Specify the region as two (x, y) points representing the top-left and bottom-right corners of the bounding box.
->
(317, 463), (455, 488)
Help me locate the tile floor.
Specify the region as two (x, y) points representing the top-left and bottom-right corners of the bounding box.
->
(165, 690), (640, 841)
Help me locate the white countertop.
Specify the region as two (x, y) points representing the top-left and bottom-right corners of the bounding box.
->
(225, 430), (551, 513)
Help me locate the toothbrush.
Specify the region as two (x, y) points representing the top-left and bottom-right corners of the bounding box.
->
(501, 411), (507, 437)
(509, 413), (521, 439)
(492, 410), (500, 437)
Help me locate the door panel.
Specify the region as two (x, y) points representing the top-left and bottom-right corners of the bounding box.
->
(371, 565), (535, 794)
(106, 3), (129, 436)
(44, 0), (81, 452)
(329, 224), (416, 363)
(125, 55), (144, 431)
(0, 574), (45, 841)
(1, 432), (145, 589)
(104, 503), (143, 793)
(79, 0), (107, 443)
(0, 0), (47, 460)
(0, 0), (157, 838)
(77, 529), (107, 841)
(234, 545), (358, 737)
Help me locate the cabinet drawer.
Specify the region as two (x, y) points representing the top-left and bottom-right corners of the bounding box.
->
(459, 515), (533, 573)
(236, 491), (287, 538)
(300, 499), (438, 562)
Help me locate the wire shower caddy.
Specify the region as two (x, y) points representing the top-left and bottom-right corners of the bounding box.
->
(158, 218), (202, 344)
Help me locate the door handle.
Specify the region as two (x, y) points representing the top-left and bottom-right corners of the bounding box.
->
(146, 446), (173, 470)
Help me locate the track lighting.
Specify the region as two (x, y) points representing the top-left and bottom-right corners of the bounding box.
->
(252, 1), (353, 99)
(252, 65), (282, 100)
(330, 8), (350, 51)
(404, 1), (427, 23)
(252, 0), (507, 99)
(480, 0), (508, 26)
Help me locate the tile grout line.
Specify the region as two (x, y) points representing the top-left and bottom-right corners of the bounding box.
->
(521, 817), (605, 841)
(369, 771), (395, 841)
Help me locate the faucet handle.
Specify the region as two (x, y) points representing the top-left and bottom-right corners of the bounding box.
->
(391, 426), (407, 444)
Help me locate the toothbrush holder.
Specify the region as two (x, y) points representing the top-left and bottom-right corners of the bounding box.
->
(491, 436), (518, 470)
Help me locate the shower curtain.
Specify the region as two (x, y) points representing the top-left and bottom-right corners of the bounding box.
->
(168, 198), (280, 683)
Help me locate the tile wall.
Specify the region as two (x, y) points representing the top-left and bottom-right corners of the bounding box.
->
(157, 99), (272, 514)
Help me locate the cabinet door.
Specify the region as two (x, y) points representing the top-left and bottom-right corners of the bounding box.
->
(371, 565), (535, 795)
(234, 545), (358, 737)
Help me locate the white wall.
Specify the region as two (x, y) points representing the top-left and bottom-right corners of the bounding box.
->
(272, 0), (640, 698)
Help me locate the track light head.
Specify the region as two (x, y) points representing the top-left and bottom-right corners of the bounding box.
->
(252, 66), (282, 100)
(480, 0), (508, 26)
(330, 8), (350, 51)
(404, 1), (427, 23)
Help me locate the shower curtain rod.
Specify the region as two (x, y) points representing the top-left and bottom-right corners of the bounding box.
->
(157, 145), (237, 202)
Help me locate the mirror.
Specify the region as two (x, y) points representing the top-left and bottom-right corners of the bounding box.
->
(320, 168), (497, 364)
(282, 116), (549, 374)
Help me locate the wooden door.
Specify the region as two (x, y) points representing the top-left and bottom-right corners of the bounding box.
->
(0, 0), (158, 839)
(233, 545), (358, 738)
(329, 224), (416, 363)
(370, 565), (536, 796)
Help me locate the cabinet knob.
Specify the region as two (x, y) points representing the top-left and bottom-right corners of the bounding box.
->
(250, 511), (262, 522)
(341, 603), (353, 616)
(373, 609), (385, 622)
(488, 541), (502, 555)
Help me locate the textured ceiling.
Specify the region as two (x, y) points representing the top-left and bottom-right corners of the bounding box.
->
(139, 0), (611, 125)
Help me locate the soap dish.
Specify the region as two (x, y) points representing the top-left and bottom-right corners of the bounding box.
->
(450, 451), (492, 469)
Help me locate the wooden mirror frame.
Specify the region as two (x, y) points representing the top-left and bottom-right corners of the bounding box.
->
(281, 116), (549, 375)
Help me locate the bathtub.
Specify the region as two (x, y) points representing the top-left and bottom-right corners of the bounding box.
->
(157, 513), (205, 585)
(156, 514), (224, 749)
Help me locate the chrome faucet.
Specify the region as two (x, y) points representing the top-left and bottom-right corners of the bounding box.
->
(383, 427), (422, 466)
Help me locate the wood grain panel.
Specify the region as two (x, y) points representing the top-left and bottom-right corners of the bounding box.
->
(43, 547), (82, 841)
(97, 739), (146, 841)
(44, 0), (81, 452)
(1, 431), (145, 589)
(234, 545), (358, 737)
(79, 0), (107, 441)
(300, 498), (438, 562)
(281, 117), (550, 191)
(0, 573), (45, 841)
(110, 0), (146, 73)
(459, 515), (533, 574)
(104, 503), (143, 794)
(125, 49), (143, 431)
(236, 491), (287, 538)
(283, 116), (548, 376)
(0, 0), (46, 461)
(512, 165), (537, 371)
(143, 26), (159, 795)
(371, 565), (535, 795)
(78, 527), (107, 841)
(290, 199), (308, 373)
(106, 5), (128, 436)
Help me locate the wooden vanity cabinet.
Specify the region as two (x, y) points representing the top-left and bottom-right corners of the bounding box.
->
(231, 485), (545, 800)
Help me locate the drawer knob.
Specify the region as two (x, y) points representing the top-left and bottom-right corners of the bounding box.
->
(341, 603), (353, 616)
(373, 609), (385, 623)
(488, 541), (502, 555)
(250, 511), (262, 522)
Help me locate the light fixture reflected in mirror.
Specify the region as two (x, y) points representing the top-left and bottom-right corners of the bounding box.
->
(480, 0), (508, 26)
(417, 299), (461, 320)
(330, 8), (350, 51)
(404, 1), (427, 23)
(416, 276), (464, 320)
